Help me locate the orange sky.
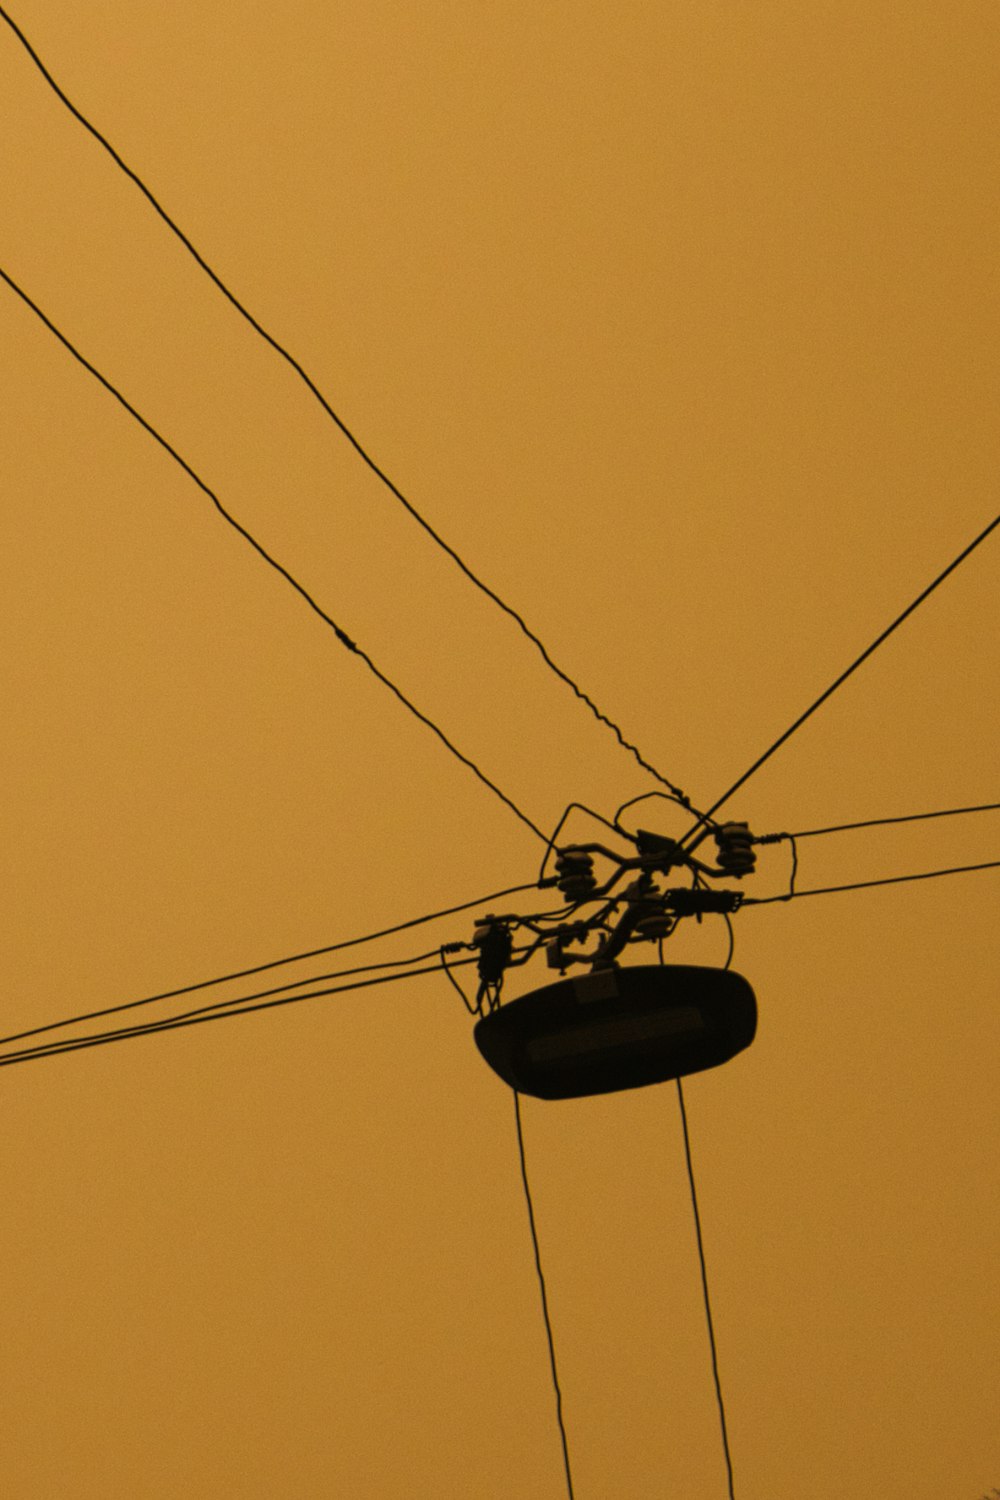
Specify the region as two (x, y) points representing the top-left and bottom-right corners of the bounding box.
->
(2, 3), (998, 1496)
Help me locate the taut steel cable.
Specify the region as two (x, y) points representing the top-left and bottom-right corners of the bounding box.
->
(0, 3), (707, 823)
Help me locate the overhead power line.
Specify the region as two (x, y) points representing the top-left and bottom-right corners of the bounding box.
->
(743, 858), (1000, 906)
(0, 944), (467, 1056)
(0, 879), (538, 1050)
(0, 267), (547, 845)
(0, 955), (479, 1070)
(755, 800), (1000, 844)
(0, 3), (705, 822)
(694, 512), (999, 830)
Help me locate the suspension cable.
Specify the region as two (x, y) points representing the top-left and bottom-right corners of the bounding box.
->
(0, 267), (547, 845)
(0, 2), (707, 823)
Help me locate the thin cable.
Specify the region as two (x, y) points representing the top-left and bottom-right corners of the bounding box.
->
(0, 878), (539, 1050)
(0, 956), (479, 1070)
(0, 267), (546, 845)
(676, 1079), (737, 1500)
(755, 801), (1000, 843)
(439, 946), (478, 1015)
(616, 788), (721, 837)
(0, 3), (706, 822)
(743, 859), (1000, 906)
(512, 1089), (576, 1500)
(5, 944), (461, 1059)
(721, 913), (735, 969)
(694, 513), (1000, 830)
(3, 950), (475, 1065)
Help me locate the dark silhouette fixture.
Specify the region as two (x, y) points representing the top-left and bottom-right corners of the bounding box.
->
(474, 965), (756, 1100)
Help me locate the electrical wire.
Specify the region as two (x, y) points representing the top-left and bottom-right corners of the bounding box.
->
(0, 955), (480, 1070)
(755, 800), (1000, 843)
(655, 938), (736, 1493)
(743, 858), (1000, 906)
(0, 2), (707, 824)
(616, 788), (721, 838)
(676, 1079), (737, 1500)
(0, 861), (541, 1050)
(439, 946), (478, 1015)
(0, 267), (547, 846)
(721, 912), (735, 970)
(692, 512), (1000, 831)
(513, 1089), (576, 1500)
(5, 945), (463, 1061)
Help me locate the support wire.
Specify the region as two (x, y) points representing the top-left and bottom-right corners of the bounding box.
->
(0, 267), (546, 846)
(0, 2), (707, 823)
(694, 513), (999, 829)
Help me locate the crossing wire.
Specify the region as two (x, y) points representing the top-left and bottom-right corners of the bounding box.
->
(0, 2), (705, 822)
(0, 267), (548, 846)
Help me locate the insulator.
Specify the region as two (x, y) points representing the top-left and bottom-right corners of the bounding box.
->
(713, 821), (756, 878)
(554, 848), (597, 901)
(473, 921), (514, 986)
(634, 910), (673, 940)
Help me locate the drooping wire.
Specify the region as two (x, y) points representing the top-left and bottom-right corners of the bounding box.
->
(0, 955), (481, 1070)
(0, 267), (547, 846)
(743, 858), (1000, 906)
(754, 800), (1000, 843)
(512, 1089), (576, 1500)
(691, 512), (1000, 832)
(439, 945), (478, 1016)
(0, 2), (707, 823)
(676, 1079), (737, 1500)
(0, 855), (541, 1051)
(616, 788), (721, 838)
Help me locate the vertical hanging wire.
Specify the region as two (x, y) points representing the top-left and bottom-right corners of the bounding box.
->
(658, 926), (737, 1492)
(676, 1080), (737, 1500)
(513, 1089), (576, 1499)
